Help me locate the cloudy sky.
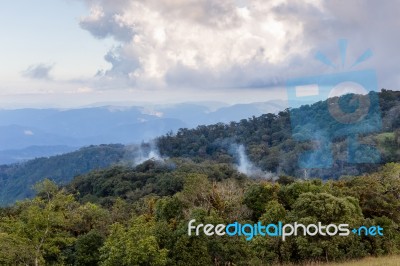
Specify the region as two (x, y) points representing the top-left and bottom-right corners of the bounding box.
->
(0, 0), (399, 108)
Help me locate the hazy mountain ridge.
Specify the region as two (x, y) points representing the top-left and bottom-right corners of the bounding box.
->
(1, 90), (400, 205)
(0, 145), (77, 164)
(0, 101), (284, 163)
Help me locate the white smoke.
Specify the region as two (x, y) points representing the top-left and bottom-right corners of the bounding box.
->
(132, 141), (164, 166)
(234, 144), (275, 179)
(236, 144), (253, 174)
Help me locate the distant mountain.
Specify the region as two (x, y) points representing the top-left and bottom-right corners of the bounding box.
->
(206, 101), (284, 124)
(1, 90), (400, 206)
(0, 145), (77, 164)
(156, 103), (210, 128)
(0, 125), (79, 150)
(0, 101), (286, 163)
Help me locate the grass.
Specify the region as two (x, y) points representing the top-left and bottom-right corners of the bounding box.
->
(303, 255), (400, 266)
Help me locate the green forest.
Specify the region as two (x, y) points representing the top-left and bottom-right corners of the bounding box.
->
(0, 159), (399, 265)
(157, 90), (400, 178)
(2, 90), (400, 206)
(0, 90), (400, 265)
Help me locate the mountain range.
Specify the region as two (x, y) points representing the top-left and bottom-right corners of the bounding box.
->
(1, 90), (400, 206)
(0, 101), (285, 164)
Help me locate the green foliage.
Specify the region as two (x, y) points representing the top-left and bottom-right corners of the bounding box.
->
(2, 91), (400, 264)
(260, 200), (286, 224)
(278, 179), (326, 209)
(69, 161), (181, 205)
(1, 159), (400, 265)
(100, 216), (168, 266)
(291, 192), (363, 224)
(74, 230), (105, 266)
(243, 182), (280, 220)
(343, 163), (400, 223)
(3, 90), (400, 208)
(0, 144), (126, 206)
(284, 193), (364, 262)
(0, 232), (35, 265)
(155, 196), (184, 222)
(157, 90), (400, 180)
(0, 180), (79, 265)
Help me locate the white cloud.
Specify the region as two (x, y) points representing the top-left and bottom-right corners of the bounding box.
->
(24, 130), (34, 136)
(75, 0), (400, 93)
(78, 0), (313, 89)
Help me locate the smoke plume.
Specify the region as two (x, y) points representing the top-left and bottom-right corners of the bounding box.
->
(232, 144), (275, 179)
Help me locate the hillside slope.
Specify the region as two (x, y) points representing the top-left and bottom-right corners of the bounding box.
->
(157, 90), (400, 178)
(0, 144), (127, 205)
(1, 90), (400, 205)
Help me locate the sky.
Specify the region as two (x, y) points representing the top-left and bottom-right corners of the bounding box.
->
(0, 0), (399, 108)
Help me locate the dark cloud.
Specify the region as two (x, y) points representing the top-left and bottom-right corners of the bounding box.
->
(22, 64), (54, 80)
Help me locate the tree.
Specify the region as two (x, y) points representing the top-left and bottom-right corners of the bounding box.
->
(289, 192), (364, 262)
(243, 182), (280, 220)
(344, 163), (400, 223)
(0, 179), (79, 265)
(0, 232), (35, 265)
(74, 230), (105, 266)
(100, 216), (168, 266)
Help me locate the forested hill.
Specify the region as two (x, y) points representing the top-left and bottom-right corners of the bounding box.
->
(157, 89), (400, 178)
(1, 90), (400, 206)
(0, 144), (127, 206)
